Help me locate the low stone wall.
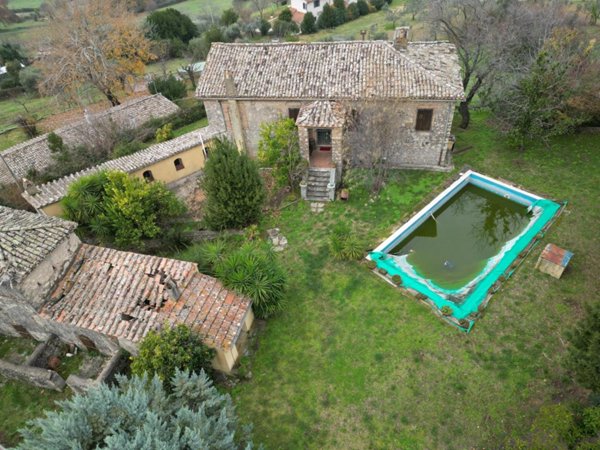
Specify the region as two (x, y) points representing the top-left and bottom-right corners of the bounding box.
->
(66, 351), (127, 394)
(24, 334), (63, 368)
(0, 359), (65, 391)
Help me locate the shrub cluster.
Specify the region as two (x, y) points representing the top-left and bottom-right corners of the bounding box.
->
(62, 170), (186, 248)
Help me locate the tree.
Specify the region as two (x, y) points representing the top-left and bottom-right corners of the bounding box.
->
(301, 12), (317, 34)
(148, 74), (187, 100)
(371, 0), (386, 11)
(405, 0), (424, 21)
(17, 370), (255, 449)
(202, 138), (266, 230)
(62, 171), (187, 248)
(146, 8), (199, 44)
(258, 118), (307, 189)
(197, 26), (227, 60)
(491, 29), (594, 150)
(19, 66), (42, 94)
(131, 324), (215, 390)
(250, 0), (270, 20)
(317, 4), (337, 29)
(0, 42), (25, 65)
(356, 0), (369, 16)
(565, 302), (600, 393)
(344, 103), (397, 193)
(383, 4), (402, 27)
(272, 19), (298, 37)
(36, 0), (153, 106)
(221, 7), (239, 26)
(276, 7), (291, 22)
(428, 0), (575, 129)
(333, 0), (347, 25)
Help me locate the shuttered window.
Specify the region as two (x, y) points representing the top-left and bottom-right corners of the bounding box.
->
(415, 109), (433, 131)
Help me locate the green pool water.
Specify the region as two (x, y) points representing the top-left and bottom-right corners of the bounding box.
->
(389, 184), (531, 290)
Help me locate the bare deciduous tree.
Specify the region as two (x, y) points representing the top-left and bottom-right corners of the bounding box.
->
(344, 103), (398, 194)
(35, 0), (154, 107)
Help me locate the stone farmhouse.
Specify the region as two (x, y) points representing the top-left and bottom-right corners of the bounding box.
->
(196, 29), (465, 200)
(0, 94), (179, 186)
(0, 206), (254, 372)
(21, 125), (223, 216)
(290, 0), (357, 22)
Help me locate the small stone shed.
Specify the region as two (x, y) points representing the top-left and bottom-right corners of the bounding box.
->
(0, 94), (180, 186)
(22, 125), (224, 217)
(0, 206), (253, 373)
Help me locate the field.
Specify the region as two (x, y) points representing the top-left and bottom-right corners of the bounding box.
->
(7, 0), (43, 8)
(223, 111), (599, 449)
(159, 0), (233, 17)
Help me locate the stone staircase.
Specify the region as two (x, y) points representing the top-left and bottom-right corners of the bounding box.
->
(304, 168), (335, 202)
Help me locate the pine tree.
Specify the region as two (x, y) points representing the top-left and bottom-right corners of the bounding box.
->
(18, 370), (255, 449)
(202, 139), (266, 230)
(316, 4), (337, 29)
(300, 12), (317, 34)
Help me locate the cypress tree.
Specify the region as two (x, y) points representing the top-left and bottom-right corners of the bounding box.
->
(301, 12), (317, 34)
(202, 139), (266, 230)
(317, 4), (337, 29)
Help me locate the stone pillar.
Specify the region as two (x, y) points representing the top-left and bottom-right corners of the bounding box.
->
(298, 126), (310, 162)
(331, 127), (344, 178)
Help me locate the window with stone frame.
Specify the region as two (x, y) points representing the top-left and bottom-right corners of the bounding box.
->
(415, 109), (434, 131)
(303, 2), (307, 9)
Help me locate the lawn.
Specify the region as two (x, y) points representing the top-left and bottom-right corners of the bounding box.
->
(7, 0), (44, 8)
(227, 111), (600, 449)
(158, 0), (233, 17)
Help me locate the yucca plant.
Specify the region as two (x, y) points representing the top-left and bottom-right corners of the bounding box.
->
(215, 242), (286, 319)
(329, 222), (364, 261)
(192, 239), (228, 276)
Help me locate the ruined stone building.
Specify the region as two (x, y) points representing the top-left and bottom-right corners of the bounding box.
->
(196, 29), (465, 200)
(0, 94), (179, 186)
(0, 206), (253, 372)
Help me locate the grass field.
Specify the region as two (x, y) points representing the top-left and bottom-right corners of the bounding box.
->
(158, 0), (233, 17)
(7, 0), (43, 8)
(223, 111), (599, 449)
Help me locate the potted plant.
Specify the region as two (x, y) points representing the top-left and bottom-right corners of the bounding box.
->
(391, 274), (402, 286)
(340, 188), (349, 201)
(441, 305), (453, 316)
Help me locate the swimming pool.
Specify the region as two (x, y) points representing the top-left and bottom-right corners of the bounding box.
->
(369, 170), (562, 331)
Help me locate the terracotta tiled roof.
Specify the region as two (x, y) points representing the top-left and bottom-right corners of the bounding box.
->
(296, 101), (346, 128)
(40, 244), (251, 350)
(0, 95), (180, 185)
(23, 126), (225, 210)
(196, 41), (464, 101)
(0, 206), (76, 285)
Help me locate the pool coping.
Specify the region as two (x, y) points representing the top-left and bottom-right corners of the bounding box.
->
(367, 169), (564, 332)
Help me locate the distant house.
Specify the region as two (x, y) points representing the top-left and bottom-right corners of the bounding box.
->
(290, 0), (357, 21)
(196, 28), (465, 200)
(0, 206), (253, 372)
(0, 94), (180, 186)
(22, 125), (224, 216)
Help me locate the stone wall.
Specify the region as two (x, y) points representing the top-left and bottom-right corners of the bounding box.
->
(19, 233), (81, 309)
(0, 359), (66, 391)
(210, 99), (455, 170)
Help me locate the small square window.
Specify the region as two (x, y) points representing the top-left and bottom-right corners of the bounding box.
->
(415, 109), (433, 131)
(303, 2), (307, 9)
(314, 0), (320, 6)
(288, 108), (300, 121)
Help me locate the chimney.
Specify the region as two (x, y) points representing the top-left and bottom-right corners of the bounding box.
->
(393, 27), (410, 50)
(224, 70), (238, 97)
(22, 178), (39, 195)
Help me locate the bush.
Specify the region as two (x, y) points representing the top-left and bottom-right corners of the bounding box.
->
(155, 123), (173, 142)
(145, 8), (199, 43)
(329, 223), (364, 261)
(18, 66), (41, 94)
(317, 4), (337, 29)
(202, 138), (266, 230)
(47, 132), (64, 153)
(391, 274), (402, 285)
(148, 74), (187, 101)
(272, 19), (299, 37)
(172, 101), (206, 128)
(258, 118), (307, 189)
(220, 7), (239, 26)
(192, 239), (228, 276)
(565, 302), (600, 392)
(301, 12), (317, 34)
(357, 0), (370, 15)
(62, 171), (186, 248)
(17, 370), (254, 448)
(215, 242), (286, 319)
(347, 3), (360, 20)
(131, 324), (215, 390)
(259, 18), (270, 36)
(370, 0), (386, 10)
(224, 23), (242, 41)
(278, 8), (293, 22)
(111, 139), (145, 158)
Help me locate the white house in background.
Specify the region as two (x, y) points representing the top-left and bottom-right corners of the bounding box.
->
(290, 0), (357, 22)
